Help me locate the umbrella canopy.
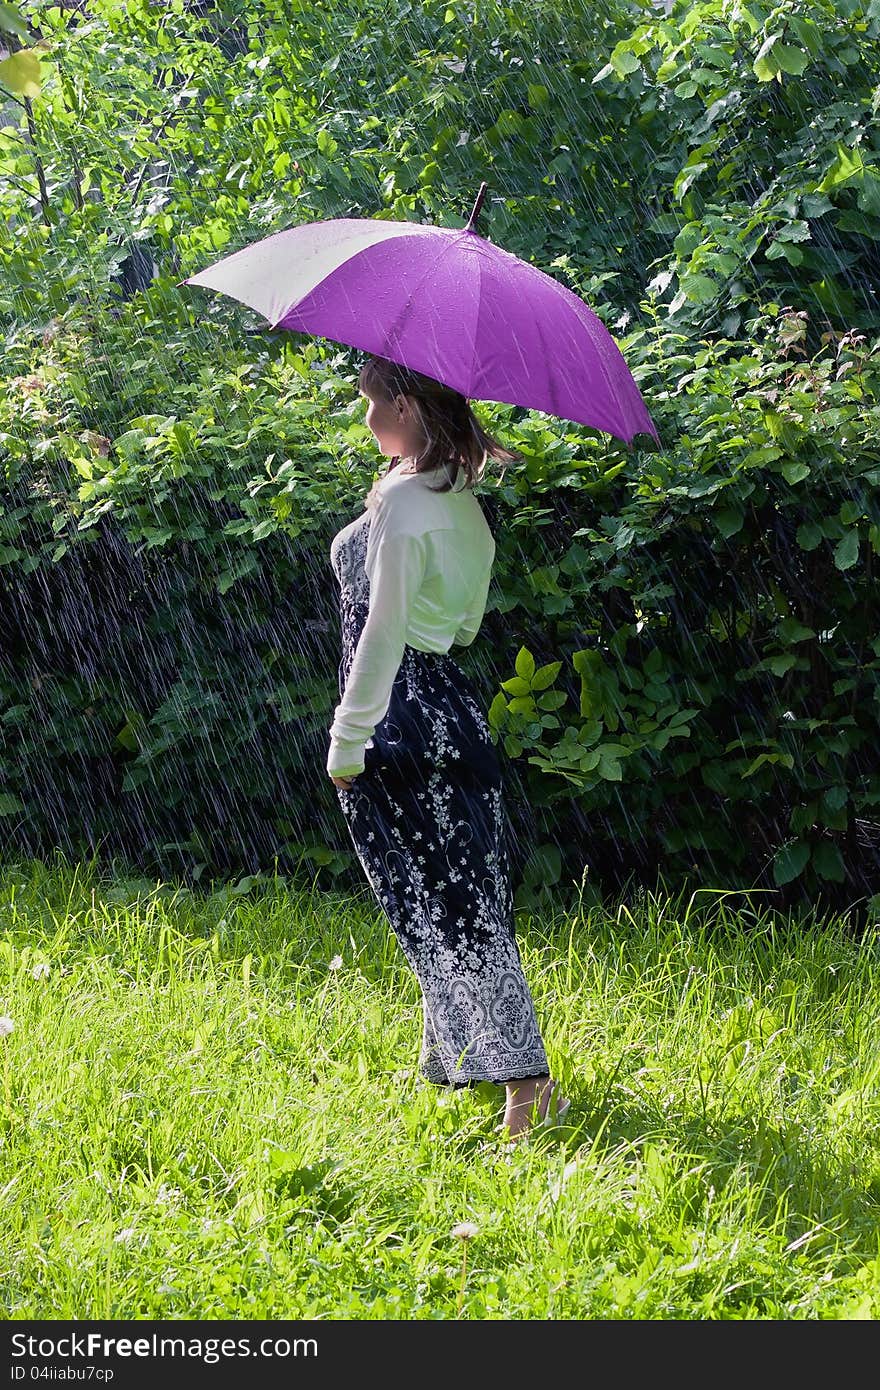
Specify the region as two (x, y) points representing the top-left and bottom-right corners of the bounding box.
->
(184, 196), (658, 446)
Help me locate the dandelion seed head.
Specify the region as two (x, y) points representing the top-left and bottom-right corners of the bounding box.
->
(328, 954), (343, 971)
(451, 1221), (479, 1240)
(0, 1016), (13, 1037)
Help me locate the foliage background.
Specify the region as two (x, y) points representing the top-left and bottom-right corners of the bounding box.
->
(0, 0), (879, 922)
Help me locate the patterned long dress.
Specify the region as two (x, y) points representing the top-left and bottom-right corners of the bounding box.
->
(331, 505), (549, 1087)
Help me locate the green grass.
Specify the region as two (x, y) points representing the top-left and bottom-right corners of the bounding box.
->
(1, 851), (879, 1319)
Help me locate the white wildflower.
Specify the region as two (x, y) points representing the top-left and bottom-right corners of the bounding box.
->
(451, 1221), (479, 1240)
(328, 955), (343, 972)
(0, 1016), (13, 1037)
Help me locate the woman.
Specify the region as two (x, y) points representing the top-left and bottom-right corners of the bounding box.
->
(327, 355), (568, 1140)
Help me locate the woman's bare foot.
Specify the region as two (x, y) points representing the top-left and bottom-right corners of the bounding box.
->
(501, 1076), (569, 1140)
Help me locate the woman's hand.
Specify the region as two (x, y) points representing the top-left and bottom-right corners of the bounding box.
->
(330, 773), (360, 791)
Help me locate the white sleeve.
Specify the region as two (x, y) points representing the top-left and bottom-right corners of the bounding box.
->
(453, 564), (493, 647)
(327, 519), (427, 778)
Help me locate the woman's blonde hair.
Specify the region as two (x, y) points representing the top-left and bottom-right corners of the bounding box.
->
(358, 354), (520, 494)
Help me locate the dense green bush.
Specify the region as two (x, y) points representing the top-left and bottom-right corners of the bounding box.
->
(486, 303), (880, 918)
(1, 0), (878, 921)
(0, 287), (530, 893)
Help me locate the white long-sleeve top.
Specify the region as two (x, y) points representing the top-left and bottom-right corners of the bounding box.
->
(327, 460), (496, 779)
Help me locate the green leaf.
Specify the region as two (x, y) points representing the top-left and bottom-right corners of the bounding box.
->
(813, 840), (845, 882)
(781, 460), (810, 484)
(487, 692), (507, 728)
(0, 48), (40, 96)
(776, 219), (811, 243)
(142, 526), (174, 549)
(217, 555), (257, 594)
(838, 208), (880, 238)
(0, 792), (24, 816)
(680, 273), (718, 302)
(834, 530), (860, 570)
(776, 618), (815, 643)
(537, 690), (567, 711)
(823, 785), (848, 813)
(495, 109), (523, 137)
(0, 3), (29, 39)
(672, 222), (704, 256)
(114, 720), (141, 753)
(531, 660), (562, 691)
(713, 507), (744, 537)
(766, 239), (803, 264)
(767, 653), (797, 676)
(801, 194), (834, 217)
(597, 754), (622, 781)
(773, 44), (808, 75)
(796, 522), (823, 551)
(742, 752), (772, 777)
(515, 647), (536, 682)
(788, 17), (823, 56)
(597, 742), (631, 759)
(610, 48), (640, 77)
(673, 162), (708, 200)
(667, 707), (699, 727)
(500, 676), (531, 697)
(507, 698), (535, 720)
(773, 840), (810, 885)
(572, 649), (608, 680)
(857, 169), (880, 217)
(790, 802), (818, 835)
(817, 143), (864, 193)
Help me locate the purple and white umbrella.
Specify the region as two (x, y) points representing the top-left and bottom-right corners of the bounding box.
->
(184, 184), (658, 446)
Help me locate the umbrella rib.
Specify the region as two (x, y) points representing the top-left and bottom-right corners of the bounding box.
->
(470, 237), (481, 392)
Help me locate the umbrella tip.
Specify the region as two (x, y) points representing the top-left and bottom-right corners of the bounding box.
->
(464, 182), (489, 234)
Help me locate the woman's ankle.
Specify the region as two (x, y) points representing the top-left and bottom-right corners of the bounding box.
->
(502, 1074), (551, 1134)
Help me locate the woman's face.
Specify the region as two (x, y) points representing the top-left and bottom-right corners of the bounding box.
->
(360, 388), (425, 461)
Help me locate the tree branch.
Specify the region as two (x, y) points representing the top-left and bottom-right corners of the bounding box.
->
(23, 95), (51, 226)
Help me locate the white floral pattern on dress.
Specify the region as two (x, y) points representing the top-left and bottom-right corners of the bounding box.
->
(331, 509), (549, 1085)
